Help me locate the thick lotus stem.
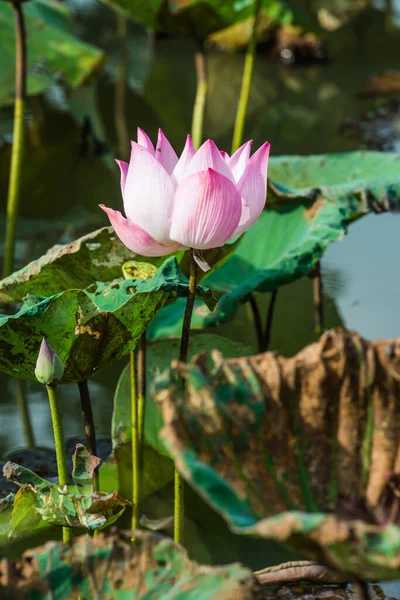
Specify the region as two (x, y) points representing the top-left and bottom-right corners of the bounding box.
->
(46, 385), (71, 543)
(130, 349), (139, 534)
(231, 0), (262, 152)
(262, 289), (278, 352)
(191, 42), (208, 151)
(4, 0), (26, 277)
(78, 381), (98, 489)
(311, 260), (325, 336)
(175, 250), (198, 544)
(6, 1), (35, 452)
(114, 13), (129, 161)
(248, 295), (264, 353)
(14, 380), (34, 448)
(137, 333), (146, 516)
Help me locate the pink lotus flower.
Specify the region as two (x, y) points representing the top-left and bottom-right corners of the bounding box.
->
(100, 129), (270, 263)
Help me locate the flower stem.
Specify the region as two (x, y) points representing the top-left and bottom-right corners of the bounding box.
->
(6, 1), (35, 454)
(175, 250), (198, 544)
(14, 379), (34, 448)
(191, 42), (208, 150)
(114, 13), (129, 161)
(46, 385), (71, 543)
(130, 349), (139, 534)
(4, 0), (27, 278)
(231, 0), (262, 153)
(311, 261), (324, 337)
(137, 333), (146, 517)
(77, 381), (98, 490)
(248, 295), (264, 354)
(262, 289), (278, 352)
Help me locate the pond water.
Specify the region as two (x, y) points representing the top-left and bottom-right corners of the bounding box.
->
(1, 0), (400, 589)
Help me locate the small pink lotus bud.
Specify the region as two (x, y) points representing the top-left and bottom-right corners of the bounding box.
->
(35, 338), (64, 386)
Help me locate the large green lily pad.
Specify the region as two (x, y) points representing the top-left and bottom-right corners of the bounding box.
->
(0, 257), (213, 383)
(0, 226), (237, 304)
(156, 328), (400, 580)
(0, 0), (105, 106)
(0, 227), (134, 304)
(144, 151), (400, 335)
(1, 530), (257, 599)
(202, 151), (400, 324)
(268, 151), (400, 211)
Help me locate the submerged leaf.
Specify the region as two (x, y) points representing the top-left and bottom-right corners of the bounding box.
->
(156, 328), (400, 580)
(1, 531), (257, 599)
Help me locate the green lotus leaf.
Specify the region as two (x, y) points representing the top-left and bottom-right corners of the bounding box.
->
(0, 494), (14, 538)
(268, 151), (400, 211)
(101, 335), (253, 501)
(98, 0), (292, 42)
(2, 530), (257, 599)
(200, 151), (400, 325)
(3, 450), (130, 533)
(0, 0), (105, 106)
(114, 333), (254, 457)
(0, 227), (235, 304)
(156, 328), (400, 580)
(0, 227), (135, 304)
(0, 257), (214, 383)
(71, 444), (101, 490)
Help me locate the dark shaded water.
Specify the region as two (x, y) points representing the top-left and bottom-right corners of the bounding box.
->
(0, 0), (400, 588)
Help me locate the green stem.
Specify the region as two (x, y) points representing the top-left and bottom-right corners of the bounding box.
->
(77, 381), (98, 490)
(231, 0), (261, 153)
(6, 1), (35, 453)
(248, 295), (264, 354)
(311, 261), (324, 337)
(130, 350), (139, 534)
(14, 379), (34, 448)
(262, 289), (278, 352)
(191, 43), (208, 150)
(137, 333), (146, 520)
(175, 250), (198, 544)
(46, 385), (71, 543)
(4, 0), (27, 277)
(114, 13), (129, 161)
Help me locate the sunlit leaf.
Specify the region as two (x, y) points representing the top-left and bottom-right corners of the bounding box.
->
(0, 227), (235, 304)
(156, 328), (400, 580)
